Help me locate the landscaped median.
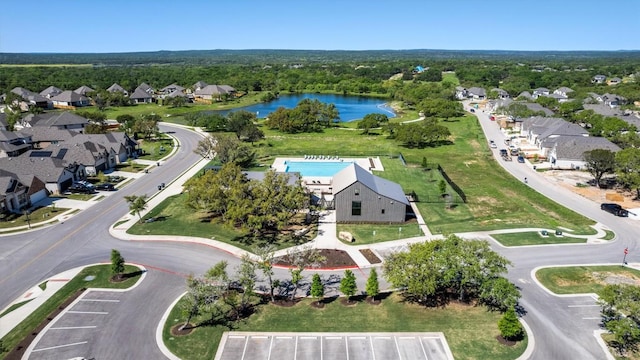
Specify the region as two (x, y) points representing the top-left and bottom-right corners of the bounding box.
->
(0, 264), (144, 359)
(162, 293), (527, 360)
(535, 265), (640, 295)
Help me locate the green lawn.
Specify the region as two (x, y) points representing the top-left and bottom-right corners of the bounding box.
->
(163, 293), (526, 360)
(535, 266), (640, 294)
(491, 232), (590, 246)
(337, 222), (424, 244)
(114, 162), (148, 173)
(441, 72), (460, 86)
(0, 264), (142, 357)
(127, 194), (315, 251)
(138, 137), (175, 161)
(0, 206), (68, 229)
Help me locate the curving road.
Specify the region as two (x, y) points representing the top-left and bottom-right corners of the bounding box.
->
(1, 117), (638, 359)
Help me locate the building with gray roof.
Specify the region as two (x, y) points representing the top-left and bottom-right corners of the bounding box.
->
(40, 86), (63, 99)
(19, 112), (88, 132)
(51, 91), (90, 108)
(332, 163), (408, 223)
(547, 136), (621, 169)
(130, 87), (153, 104)
(11, 87), (51, 109)
(106, 83), (128, 96)
(74, 85), (95, 96)
(193, 84), (237, 102)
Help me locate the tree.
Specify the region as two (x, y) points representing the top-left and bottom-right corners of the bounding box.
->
(357, 113), (389, 135)
(116, 114), (136, 133)
(237, 255), (257, 316)
(210, 134), (255, 168)
(110, 249), (125, 280)
(226, 110), (257, 138)
(598, 284), (640, 355)
(290, 268), (303, 301)
(339, 269), (357, 303)
(438, 180), (447, 195)
(194, 135), (216, 159)
(180, 274), (206, 330)
(498, 307), (524, 341)
(310, 273), (325, 305)
(616, 148), (640, 199)
(583, 149), (616, 188)
(132, 113), (160, 139)
(255, 244), (277, 302)
(84, 122), (107, 134)
(124, 194), (148, 223)
(366, 268), (380, 301)
(479, 276), (521, 312)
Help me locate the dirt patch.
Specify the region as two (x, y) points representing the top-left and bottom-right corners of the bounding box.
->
(496, 335), (518, 347)
(339, 297), (358, 306)
(359, 249), (382, 264)
(3, 288), (86, 360)
(274, 249), (357, 268)
(541, 170), (639, 208)
(171, 323), (194, 336)
(592, 272), (640, 286)
(309, 301), (325, 309)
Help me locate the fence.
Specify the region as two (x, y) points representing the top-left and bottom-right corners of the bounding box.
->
(437, 164), (467, 203)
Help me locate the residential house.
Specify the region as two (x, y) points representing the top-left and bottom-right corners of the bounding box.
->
(0, 172), (30, 213)
(553, 87), (574, 98)
(602, 94), (625, 108)
(532, 88), (550, 99)
(0, 130), (31, 157)
(17, 127), (76, 149)
(50, 91), (90, 109)
(467, 87), (486, 100)
(193, 84), (236, 103)
(160, 83), (185, 96)
(19, 112), (88, 132)
(39, 86), (63, 99)
(608, 77), (622, 85)
(547, 136), (621, 169)
(517, 91), (533, 100)
(11, 87), (51, 110)
(546, 93), (571, 103)
(129, 87), (153, 104)
(74, 85), (95, 96)
(0, 114), (8, 131)
(106, 83), (128, 96)
(592, 75), (606, 84)
(520, 116), (588, 147)
(137, 83), (154, 95)
(0, 155), (79, 194)
(193, 81), (208, 92)
(491, 88), (510, 99)
(332, 163), (409, 223)
(454, 87), (468, 100)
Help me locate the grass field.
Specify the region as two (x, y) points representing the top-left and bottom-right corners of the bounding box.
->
(127, 194), (315, 251)
(0, 264), (142, 357)
(0, 206), (67, 229)
(337, 222), (424, 244)
(491, 231), (593, 246)
(535, 266), (640, 294)
(137, 137), (175, 161)
(163, 293), (526, 360)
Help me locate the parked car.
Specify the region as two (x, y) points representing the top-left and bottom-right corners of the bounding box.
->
(68, 184), (94, 194)
(601, 203), (629, 217)
(74, 180), (95, 189)
(499, 149), (508, 157)
(489, 140), (497, 148)
(469, 108), (475, 113)
(517, 155), (525, 163)
(95, 183), (116, 191)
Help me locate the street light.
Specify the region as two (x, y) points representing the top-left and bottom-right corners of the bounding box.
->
(24, 209), (31, 229)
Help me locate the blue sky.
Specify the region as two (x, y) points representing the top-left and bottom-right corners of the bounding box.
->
(1, 0), (638, 53)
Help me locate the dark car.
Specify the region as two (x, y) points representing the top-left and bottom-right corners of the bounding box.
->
(469, 108), (475, 113)
(601, 203), (629, 217)
(95, 183), (116, 191)
(517, 155), (525, 163)
(68, 184), (94, 194)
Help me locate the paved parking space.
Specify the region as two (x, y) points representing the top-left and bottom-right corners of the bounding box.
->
(27, 290), (125, 360)
(215, 332), (454, 360)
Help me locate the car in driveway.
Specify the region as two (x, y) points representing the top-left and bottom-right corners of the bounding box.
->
(68, 184), (95, 194)
(95, 183), (116, 191)
(601, 203), (629, 217)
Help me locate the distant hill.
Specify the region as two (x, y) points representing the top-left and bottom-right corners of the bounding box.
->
(1, 49), (640, 66)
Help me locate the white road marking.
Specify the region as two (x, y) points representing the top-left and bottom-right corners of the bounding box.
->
(349, 336), (366, 340)
(568, 304), (599, 308)
(326, 336), (342, 340)
(32, 341), (88, 352)
(583, 317), (601, 320)
(80, 299), (120, 302)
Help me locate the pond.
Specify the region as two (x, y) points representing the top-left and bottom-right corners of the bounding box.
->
(215, 93), (395, 122)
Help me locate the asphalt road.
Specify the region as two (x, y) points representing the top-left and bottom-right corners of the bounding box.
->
(2, 117), (639, 360)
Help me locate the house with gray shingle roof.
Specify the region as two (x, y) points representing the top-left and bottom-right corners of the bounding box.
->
(532, 88), (550, 99)
(0, 114), (8, 131)
(0, 171), (30, 213)
(548, 136), (621, 169)
(39, 86), (63, 99)
(592, 75), (607, 84)
(19, 112), (88, 132)
(602, 93), (625, 108)
(51, 91), (90, 109)
(193, 84), (236, 103)
(160, 83), (185, 95)
(137, 83), (154, 95)
(130, 87), (153, 104)
(491, 88), (510, 99)
(608, 77), (622, 85)
(0, 130), (31, 157)
(74, 85), (95, 96)
(467, 87), (486, 100)
(0, 155), (78, 194)
(11, 87), (51, 110)
(517, 91), (533, 100)
(193, 81), (208, 92)
(332, 163), (408, 223)
(553, 87), (574, 98)
(106, 83), (128, 96)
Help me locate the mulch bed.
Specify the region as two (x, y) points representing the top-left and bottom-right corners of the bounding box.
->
(309, 301), (325, 309)
(365, 296), (382, 306)
(3, 288), (86, 360)
(271, 296), (300, 307)
(496, 335), (518, 346)
(274, 249), (357, 268)
(171, 323), (194, 336)
(339, 297), (358, 307)
(359, 249), (382, 264)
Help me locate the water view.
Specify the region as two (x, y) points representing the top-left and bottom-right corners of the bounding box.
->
(217, 94), (395, 122)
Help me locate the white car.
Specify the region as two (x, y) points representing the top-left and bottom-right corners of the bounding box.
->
(489, 140), (497, 148)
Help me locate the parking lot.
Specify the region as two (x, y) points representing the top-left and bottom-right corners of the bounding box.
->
(27, 290), (126, 360)
(215, 332), (454, 360)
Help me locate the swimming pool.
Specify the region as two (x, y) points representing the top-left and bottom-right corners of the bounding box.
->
(284, 161), (353, 177)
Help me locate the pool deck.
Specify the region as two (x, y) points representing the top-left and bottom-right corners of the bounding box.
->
(272, 156), (383, 173)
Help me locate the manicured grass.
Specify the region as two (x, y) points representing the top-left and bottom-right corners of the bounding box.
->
(0, 264), (142, 356)
(163, 293), (526, 360)
(114, 162), (148, 173)
(127, 194), (313, 251)
(66, 193), (95, 201)
(535, 266), (640, 294)
(138, 138), (175, 161)
(0, 206), (68, 229)
(441, 72), (460, 86)
(0, 300), (33, 318)
(337, 222), (424, 244)
(491, 232), (588, 246)
(603, 230), (616, 240)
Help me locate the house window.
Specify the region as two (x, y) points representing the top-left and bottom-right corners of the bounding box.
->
(381, 209), (385, 214)
(351, 201), (362, 216)
(354, 188), (360, 196)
